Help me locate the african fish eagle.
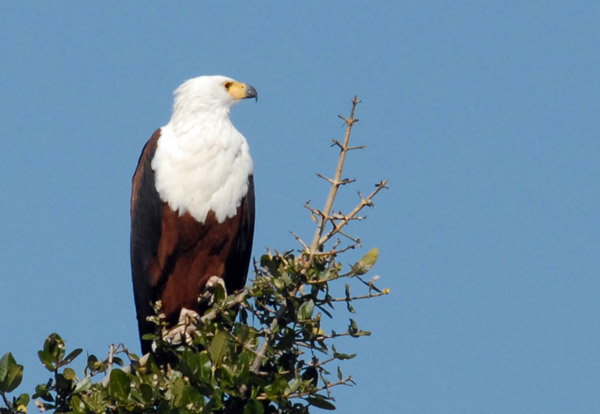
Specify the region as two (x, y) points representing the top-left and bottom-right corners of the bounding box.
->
(130, 75), (257, 354)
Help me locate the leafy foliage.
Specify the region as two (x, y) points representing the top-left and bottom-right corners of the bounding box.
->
(0, 97), (388, 413)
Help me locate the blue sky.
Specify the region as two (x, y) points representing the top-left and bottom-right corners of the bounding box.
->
(1, 1), (599, 412)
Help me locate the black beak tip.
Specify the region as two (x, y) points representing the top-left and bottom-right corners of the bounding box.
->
(246, 84), (258, 102)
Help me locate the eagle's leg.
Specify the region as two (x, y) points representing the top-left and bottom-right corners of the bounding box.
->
(164, 308), (200, 346)
(198, 275), (227, 307)
(164, 277), (227, 346)
(205, 275), (227, 292)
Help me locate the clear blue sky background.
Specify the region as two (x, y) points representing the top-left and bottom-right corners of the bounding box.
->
(1, 2), (599, 413)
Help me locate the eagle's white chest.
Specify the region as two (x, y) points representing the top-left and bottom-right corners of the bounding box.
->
(151, 122), (254, 224)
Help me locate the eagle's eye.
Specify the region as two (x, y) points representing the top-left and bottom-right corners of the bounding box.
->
(223, 81), (233, 90)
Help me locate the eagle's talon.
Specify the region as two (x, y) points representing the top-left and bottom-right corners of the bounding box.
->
(162, 308), (200, 346)
(206, 275), (226, 291)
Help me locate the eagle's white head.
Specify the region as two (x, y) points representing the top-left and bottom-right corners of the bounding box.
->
(153, 75), (256, 224)
(169, 75), (257, 129)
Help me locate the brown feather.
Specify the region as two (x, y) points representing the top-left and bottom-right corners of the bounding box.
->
(151, 199), (251, 322)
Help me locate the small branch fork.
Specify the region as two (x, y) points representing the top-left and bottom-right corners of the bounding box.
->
(300, 96), (388, 262)
(318, 180), (388, 247)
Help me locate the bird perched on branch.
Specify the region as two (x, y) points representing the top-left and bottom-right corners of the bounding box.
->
(130, 75), (257, 354)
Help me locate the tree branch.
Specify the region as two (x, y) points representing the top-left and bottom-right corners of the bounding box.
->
(319, 179), (388, 246)
(308, 96), (361, 263)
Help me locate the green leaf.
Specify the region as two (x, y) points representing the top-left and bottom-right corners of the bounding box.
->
(297, 299), (315, 320)
(0, 353), (23, 393)
(332, 345), (356, 360)
(38, 334), (66, 372)
(108, 368), (130, 401)
(45, 333), (66, 363)
(171, 377), (186, 407)
(334, 351), (356, 360)
(351, 247), (379, 275)
(5, 364), (24, 393)
(86, 354), (98, 371)
(260, 255), (281, 276)
(286, 378), (301, 395)
(264, 377), (288, 399)
(73, 377), (92, 393)
(244, 399), (264, 414)
(209, 331), (230, 363)
(57, 348), (82, 368)
(349, 318), (359, 335)
(216, 282), (229, 303)
(71, 395), (85, 414)
(33, 383), (53, 402)
(139, 383), (154, 403)
(63, 367), (77, 381)
(306, 396), (336, 410)
(0, 353), (16, 387)
(16, 393), (30, 407)
(38, 349), (56, 371)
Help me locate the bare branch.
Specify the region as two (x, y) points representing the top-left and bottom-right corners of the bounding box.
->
(327, 291), (389, 302)
(285, 377), (355, 399)
(308, 97), (362, 263)
(318, 179), (388, 246)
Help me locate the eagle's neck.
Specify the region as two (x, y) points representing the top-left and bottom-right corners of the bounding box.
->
(151, 112), (254, 224)
(169, 104), (231, 137)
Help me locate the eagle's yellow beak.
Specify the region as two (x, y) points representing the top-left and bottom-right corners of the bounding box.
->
(226, 81), (258, 101)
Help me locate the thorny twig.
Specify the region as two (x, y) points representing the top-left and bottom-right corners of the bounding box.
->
(318, 180), (388, 246)
(308, 96), (362, 263)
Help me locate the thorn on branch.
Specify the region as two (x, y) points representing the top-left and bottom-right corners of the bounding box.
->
(304, 202), (323, 217)
(331, 139), (343, 149)
(357, 191), (374, 207)
(316, 173), (334, 184)
(376, 179), (389, 189)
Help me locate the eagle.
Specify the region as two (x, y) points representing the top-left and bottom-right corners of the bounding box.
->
(130, 75), (257, 354)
